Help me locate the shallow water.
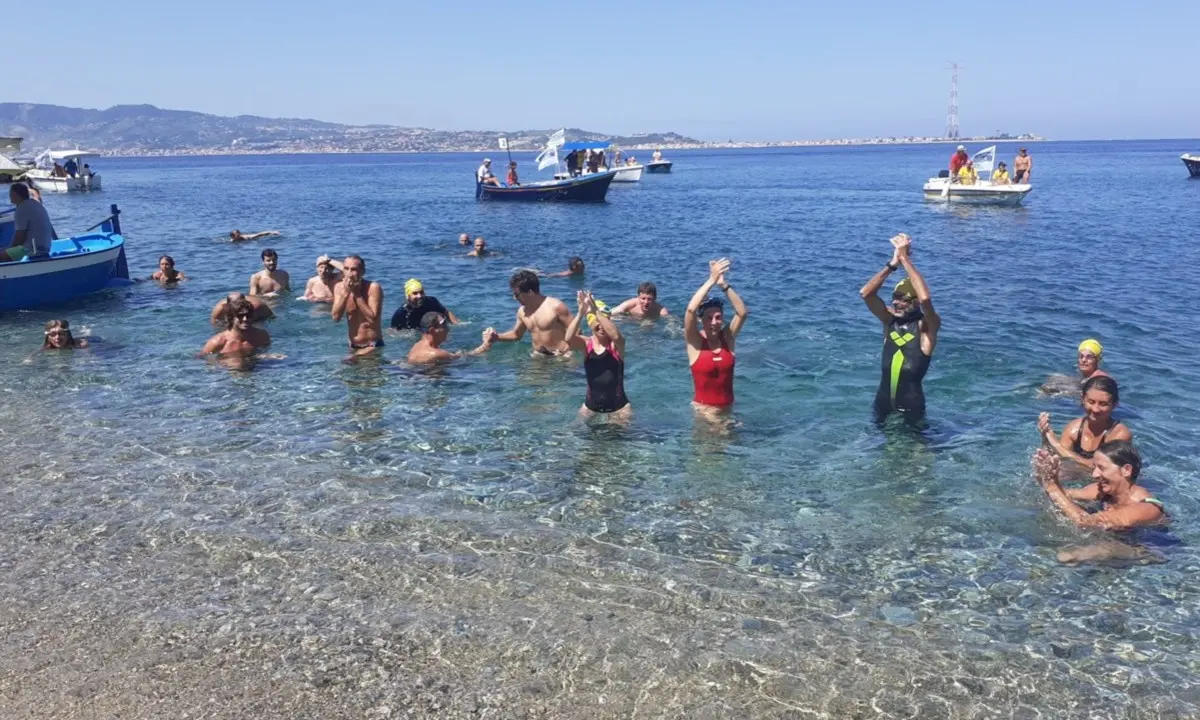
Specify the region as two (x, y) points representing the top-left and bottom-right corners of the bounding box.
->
(3, 142), (1200, 717)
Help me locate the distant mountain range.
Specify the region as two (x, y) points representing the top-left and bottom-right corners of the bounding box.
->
(0, 103), (703, 156)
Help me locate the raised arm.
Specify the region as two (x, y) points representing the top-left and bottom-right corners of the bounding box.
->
(860, 240), (902, 324)
(593, 301), (625, 355)
(1039, 414), (1096, 468)
(331, 280), (350, 321)
(564, 291), (588, 350)
(1034, 451), (1159, 529)
(685, 259), (727, 353)
(894, 236), (938, 338)
(721, 273), (748, 340)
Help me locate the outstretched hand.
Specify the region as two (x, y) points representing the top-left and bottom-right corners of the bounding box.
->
(709, 258), (731, 283)
(483, 327), (498, 343)
(576, 289), (594, 313)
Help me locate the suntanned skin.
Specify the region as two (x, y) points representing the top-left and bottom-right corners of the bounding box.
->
(612, 291), (669, 319)
(230, 230), (281, 243)
(200, 311), (271, 357)
(250, 253), (289, 296)
(151, 257), (186, 283)
(1038, 387), (1132, 469)
(331, 256), (384, 351)
(302, 257), (343, 303)
(1013, 149), (1032, 183)
(1032, 448), (1162, 530)
(407, 320), (493, 365)
(486, 281), (573, 355)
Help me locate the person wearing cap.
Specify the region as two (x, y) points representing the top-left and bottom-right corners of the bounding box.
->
(1013, 147), (1032, 183)
(949, 145), (969, 180)
(407, 313), (494, 364)
(565, 290), (630, 418)
(990, 161), (1010, 185)
(685, 257), (748, 414)
(302, 255), (343, 303)
(859, 233), (941, 422)
(1040, 338), (1112, 397)
(390, 278), (458, 330)
(476, 158), (499, 187)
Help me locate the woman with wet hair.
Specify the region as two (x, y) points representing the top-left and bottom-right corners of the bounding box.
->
(42, 320), (88, 349)
(684, 258), (747, 413)
(151, 255), (187, 283)
(1038, 375), (1131, 469)
(1033, 440), (1165, 531)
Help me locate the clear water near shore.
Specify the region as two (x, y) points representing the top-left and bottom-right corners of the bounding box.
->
(2, 141), (1199, 717)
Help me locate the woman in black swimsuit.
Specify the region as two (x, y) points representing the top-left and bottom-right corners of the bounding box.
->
(565, 290), (630, 419)
(1038, 375), (1131, 469)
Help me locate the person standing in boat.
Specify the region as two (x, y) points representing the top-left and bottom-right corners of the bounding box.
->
(63, 157), (78, 178)
(949, 145), (969, 181)
(1013, 148), (1032, 183)
(5, 183), (55, 262)
(860, 234), (940, 423)
(477, 158), (499, 187)
(506, 161), (520, 187)
(565, 150), (581, 177)
(685, 258), (748, 415)
(652, 149), (663, 162)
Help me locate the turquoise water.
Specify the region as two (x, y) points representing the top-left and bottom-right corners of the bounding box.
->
(3, 142), (1200, 716)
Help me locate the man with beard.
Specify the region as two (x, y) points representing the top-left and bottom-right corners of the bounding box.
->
(249, 248), (289, 296)
(332, 255), (385, 352)
(390, 278), (459, 330)
(859, 233), (940, 422)
(302, 255), (343, 303)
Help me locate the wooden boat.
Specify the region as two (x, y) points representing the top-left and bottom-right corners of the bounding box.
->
(1182, 153), (1200, 178)
(646, 160), (673, 173)
(0, 204), (130, 310)
(476, 170), (617, 203)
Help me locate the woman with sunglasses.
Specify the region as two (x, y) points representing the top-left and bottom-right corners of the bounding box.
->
(41, 320), (89, 350)
(859, 234), (941, 422)
(199, 299), (271, 356)
(685, 258), (748, 415)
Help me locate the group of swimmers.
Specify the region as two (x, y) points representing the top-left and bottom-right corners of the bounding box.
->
(33, 228), (1169, 555)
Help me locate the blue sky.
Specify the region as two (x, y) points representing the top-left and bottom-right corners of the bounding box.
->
(12, 1), (1198, 141)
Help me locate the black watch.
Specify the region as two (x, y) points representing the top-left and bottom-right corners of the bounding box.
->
(886, 261), (899, 271)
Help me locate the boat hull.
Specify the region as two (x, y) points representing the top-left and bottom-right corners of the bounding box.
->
(611, 164), (644, 183)
(1183, 154), (1200, 178)
(477, 171), (616, 202)
(922, 179), (1031, 206)
(26, 171), (102, 193)
(0, 230), (129, 310)
(646, 161), (673, 173)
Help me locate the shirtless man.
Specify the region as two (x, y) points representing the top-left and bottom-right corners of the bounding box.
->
(458, 233), (471, 246)
(302, 255), (343, 303)
(332, 255), (385, 352)
(485, 270), (573, 356)
(211, 292), (274, 325)
(407, 313), (494, 364)
(250, 248), (290, 296)
(468, 237), (489, 257)
(539, 256), (584, 278)
(611, 281), (669, 319)
(229, 229), (282, 243)
(200, 299), (271, 356)
(1013, 148), (1032, 184)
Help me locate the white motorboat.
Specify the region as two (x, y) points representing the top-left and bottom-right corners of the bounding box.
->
(1182, 153), (1200, 178)
(922, 146), (1030, 206)
(26, 149), (103, 193)
(0, 137), (31, 183)
(611, 163), (644, 183)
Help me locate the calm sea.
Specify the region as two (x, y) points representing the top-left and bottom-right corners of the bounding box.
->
(2, 141), (1199, 717)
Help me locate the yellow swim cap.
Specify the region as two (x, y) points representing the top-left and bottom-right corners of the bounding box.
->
(894, 278), (915, 298)
(586, 299), (609, 327)
(1078, 338), (1103, 357)
(404, 278), (424, 296)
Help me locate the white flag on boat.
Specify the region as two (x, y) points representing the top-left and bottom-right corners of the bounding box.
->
(971, 145), (996, 176)
(497, 136), (508, 150)
(546, 128), (565, 148)
(535, 145), (558, 171)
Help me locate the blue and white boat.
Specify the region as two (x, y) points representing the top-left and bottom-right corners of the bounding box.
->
(0, 204), (131, 310)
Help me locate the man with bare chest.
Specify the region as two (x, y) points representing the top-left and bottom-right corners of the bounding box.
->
(486, 270), (573, 355)
(1013, 148), (1032, 184)
(199, 299), (271, 356)
(250, 248), (290, 296)
(331, 255), (385, 352)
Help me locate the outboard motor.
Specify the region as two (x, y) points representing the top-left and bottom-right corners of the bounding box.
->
(937, 169), (950, 179)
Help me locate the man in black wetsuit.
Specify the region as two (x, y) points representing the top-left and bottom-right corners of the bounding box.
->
(859, 233), (941, 421)
(390, 278), (459, 330)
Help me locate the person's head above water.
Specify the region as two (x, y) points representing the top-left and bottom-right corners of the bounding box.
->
(568, 256), (584, 274)
(261, 248), (278, 270)
(159, 255), (175, 270)
(224, 299), (254, 330)
(891, 277), (919, 315)
(42, 319), (75, 349)
(1091, 439), (1142, 496)
(419, 312), (449, 338)
(473, 237), (487, 253)
(1078, 338), (1103, 375)
(459, 233), (470, 245)
(637, 281), (657, 311)
(1080, 375), (1120, 421)
(697, 296), (724, 334)
(510, 269), (540, 300)
(404, 278), (425, 303)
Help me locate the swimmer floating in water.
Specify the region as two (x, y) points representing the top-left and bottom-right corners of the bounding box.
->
(1041, 338), (1112, 396)
(229, 229), (282, 243)
(150, 255), (186, 284)
(859, 233), (940, 422)
(41, 319), (89, 349)
(539, 256), (584, 278)
(1038, 375), (1131, 470)
(406, 313), (493, 364)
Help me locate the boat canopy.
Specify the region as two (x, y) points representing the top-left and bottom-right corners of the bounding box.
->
(560, 141), (611, 151)
(48, 149), (99, 161)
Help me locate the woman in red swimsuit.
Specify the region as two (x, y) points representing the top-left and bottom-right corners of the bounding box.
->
(685, 258), (748, 415)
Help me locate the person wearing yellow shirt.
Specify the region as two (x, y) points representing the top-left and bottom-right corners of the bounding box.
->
(957, 160), (978, 186)
(991, 161), (1010, 185)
